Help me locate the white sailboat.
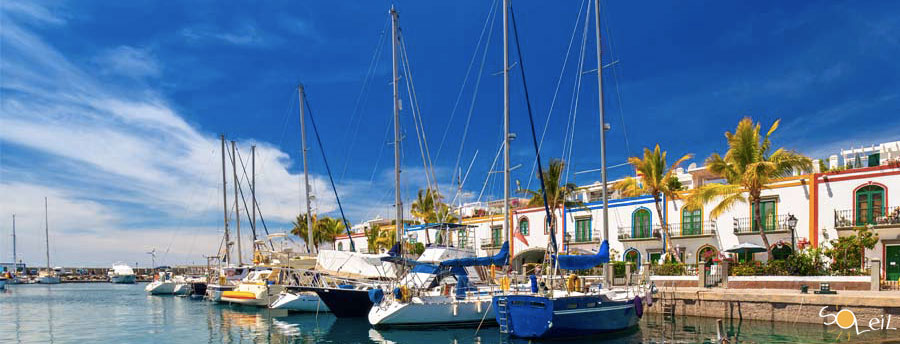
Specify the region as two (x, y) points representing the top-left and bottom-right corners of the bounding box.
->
(38, 197), (60, 284)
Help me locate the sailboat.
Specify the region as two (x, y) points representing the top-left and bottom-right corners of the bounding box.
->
(38, 197), (60, 284)
(491, 0), (645, 338)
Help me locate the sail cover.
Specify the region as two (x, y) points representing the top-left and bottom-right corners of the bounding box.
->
(439, 242), (509, 268)
(552, 240), (610, 270)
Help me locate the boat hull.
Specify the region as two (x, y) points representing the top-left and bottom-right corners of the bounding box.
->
(110, 275), (136, 284)
(493, 294), (639, 339)
(145, 281), (177, 295)
(38, 276), (61, 284)
(369, 296), (495, 328)
(221, 284), (283, 307)
(270, 292), (330, 312)
(311, 287), (373, 318)
(206, 284), (236, 302)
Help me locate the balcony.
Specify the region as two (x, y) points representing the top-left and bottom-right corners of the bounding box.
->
(835, 205), (900, 230)
(618, 226), (661, 241)
(480, 238), (503, 249)
(668, 221), (717, 238)
(732, 214), (791, 234)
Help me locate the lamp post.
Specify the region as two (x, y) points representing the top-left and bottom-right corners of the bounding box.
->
(787, 214), (798, 255)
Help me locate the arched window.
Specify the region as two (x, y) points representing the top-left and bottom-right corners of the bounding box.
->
(632, 208), (652, 238)
(337, 242), (344, 251)
(697, 245), (717, 263)
(519, 218), (529, 236)
(856, 185), (885, 226)
(771, 243), (793, 260)
(682, 208), (702, 235)
(624, 249), (640, 266)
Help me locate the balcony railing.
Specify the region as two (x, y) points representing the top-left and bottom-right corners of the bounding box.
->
(835, 205), (900, 229)
(480, 238), (503, 248)
(732, 214), (791, 234)
(667, 221), (717, 238)
(618, 226), (661, 241)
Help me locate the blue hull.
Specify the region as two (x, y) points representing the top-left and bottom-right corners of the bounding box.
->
(493, 294), (639, 339)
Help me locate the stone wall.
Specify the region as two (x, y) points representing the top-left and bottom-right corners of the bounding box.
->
(727, 276), (871, 291)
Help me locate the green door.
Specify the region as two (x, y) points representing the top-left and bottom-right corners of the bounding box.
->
(633, 209), (652, 238)
(887, 245), (900, 281)
(491, 226), (502, 246)
(856, 185), (885, 226)
(752, 201), (776, 232)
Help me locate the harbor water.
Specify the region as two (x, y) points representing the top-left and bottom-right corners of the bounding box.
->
(1, 283), (894, 343)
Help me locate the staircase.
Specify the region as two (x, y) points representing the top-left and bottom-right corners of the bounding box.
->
(496, 296), (510, 334)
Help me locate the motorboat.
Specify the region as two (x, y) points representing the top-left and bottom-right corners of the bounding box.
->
(108, 263), (137, 284)
(145, 271), (179, 295)
(270, 290), (330, 312)
(220, 268), (284, 307)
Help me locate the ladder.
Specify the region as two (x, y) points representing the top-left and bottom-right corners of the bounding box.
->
(496, 296), (510, 334)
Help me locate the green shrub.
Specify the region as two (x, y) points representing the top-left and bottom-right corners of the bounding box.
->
(655, 262), (686, 276)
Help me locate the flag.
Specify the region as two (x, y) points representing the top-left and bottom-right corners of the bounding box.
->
(514, 228), (529, 246)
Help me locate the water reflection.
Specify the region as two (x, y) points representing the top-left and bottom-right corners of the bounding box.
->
(3, 284), (895, 343)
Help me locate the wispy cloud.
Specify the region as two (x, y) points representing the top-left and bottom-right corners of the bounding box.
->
(96, 46), (161, 79)
(180, 22), (274, 47)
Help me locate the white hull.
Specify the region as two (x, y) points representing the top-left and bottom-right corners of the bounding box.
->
(221, 284), (284, 307)
(206, 284), (236, 302)
(145, 281), (177, 294)
(110, 274), (136, 284)
(173, 283), (190, 295)
(38, 276), (61, 284)
(369, 295), (493, 327)
(270, 292), (330, 312)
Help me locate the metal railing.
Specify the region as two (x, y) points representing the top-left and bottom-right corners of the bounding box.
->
(835, 205), (900, 229)
(480, 238), (503, 248)
(617, 226), (660, 241)
(667, 221), (717, 238)
(733, 214), (791, 234)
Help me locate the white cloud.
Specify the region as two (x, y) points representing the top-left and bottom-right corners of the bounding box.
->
(180, 23), (273, 47)
(97, 46), (161, 79)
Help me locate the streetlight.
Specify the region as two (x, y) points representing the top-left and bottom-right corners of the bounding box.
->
(787, 214), (798, 255)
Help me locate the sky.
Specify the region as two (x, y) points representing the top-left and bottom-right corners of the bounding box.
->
(2, 1), (899, 266)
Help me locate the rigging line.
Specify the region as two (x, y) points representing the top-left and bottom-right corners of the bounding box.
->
(235, 146), (274, 248)
(161, 143), (219, 262)
(434, 0), (498, 161)
(477, 137), (505, 203)
(599, 0), (632, 157)
(452, 2), (499, 195)
(448, 149), (479, 207)
(523, 0), (588, 193)
(339, 16), (391, 182)
(305, 95), (363, 250)
(562, 3), (592, 186)
(398, 32), (436, 196)
(510, 4), (558, 254)
(368, 115), (394, 185)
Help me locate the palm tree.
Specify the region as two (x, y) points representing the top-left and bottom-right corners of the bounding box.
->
(410, 188), (459, 245)
(685, 118), (812, 260)
(613, 145), (692, 263)
(519, 159), (580, 234)
(365, 224), (395, 254)
(291, 214), (346, 252)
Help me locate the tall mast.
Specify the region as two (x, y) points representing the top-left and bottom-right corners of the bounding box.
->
(44, 197), (50, 272)
(220, 135), (231, 266)
(593, 0), (610, 286)
(391, 6), (403, 256)
(231, 141), (243, 266)
(298, 84), (315, 254)
(11, 214), (16, 264)
(503, 0), (511, 248)
(251, 145), (257, 248)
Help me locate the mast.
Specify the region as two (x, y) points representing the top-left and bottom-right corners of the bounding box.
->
(11, 214), (16, 264)
(298, 84), (315, 254)
(503, 0), (511, 250)
(593, 0), (610, 285)
(231, 141), (243, 266)
(44, 197), (50, 272)
(251, 145), (257, 248)
(220, 135), (231, 266)
(391, 6), (403, 257)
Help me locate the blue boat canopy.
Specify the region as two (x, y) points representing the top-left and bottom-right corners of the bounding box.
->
(439, 241), (509, 268)
(552, 240), (610, 270)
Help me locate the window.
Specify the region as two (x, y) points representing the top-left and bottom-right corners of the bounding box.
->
(632, 209), (652, 238)
(751, 200), (776, 232)
(543, 216), (554, 234)
(682, 208), (702, 235)
(574, 218), (592, 242)
(648, 252), (662, 265)
(856, 185), (885, 226)
(772, 244), (792, 260)
(458, 229), (468, 249)
(519, 218), (529, 236)
(491, 226), (502, 246)
(337, 242), (343, 251)
(624, 249), (640, 266)
(868, 153), (880, 167)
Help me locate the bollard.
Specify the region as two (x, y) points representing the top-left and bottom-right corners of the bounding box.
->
(625, 263), (633, 286)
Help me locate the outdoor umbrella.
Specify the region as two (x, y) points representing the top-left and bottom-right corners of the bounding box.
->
(724, 243), (767, 254)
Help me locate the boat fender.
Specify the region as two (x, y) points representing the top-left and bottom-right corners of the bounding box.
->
(529, 275), (538, 293)
(499, 277), (510, 291)
(634, 296), (643, 318)
(566, 274), (577, 292)
(368, 288), (384, 305)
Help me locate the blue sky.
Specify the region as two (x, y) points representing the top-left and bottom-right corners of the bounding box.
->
(2, 1), (899, 265)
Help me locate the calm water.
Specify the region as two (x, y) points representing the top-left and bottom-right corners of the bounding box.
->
(0, 283), (892, 343)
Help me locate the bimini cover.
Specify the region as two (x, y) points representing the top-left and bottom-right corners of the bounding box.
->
(439, 242), (509, 268)
(552, 240), (610, 270)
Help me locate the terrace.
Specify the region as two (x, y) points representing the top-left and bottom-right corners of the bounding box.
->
(834, 205), (900, 230)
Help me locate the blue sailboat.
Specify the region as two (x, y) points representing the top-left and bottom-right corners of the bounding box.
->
(491, 0), (645, 338)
